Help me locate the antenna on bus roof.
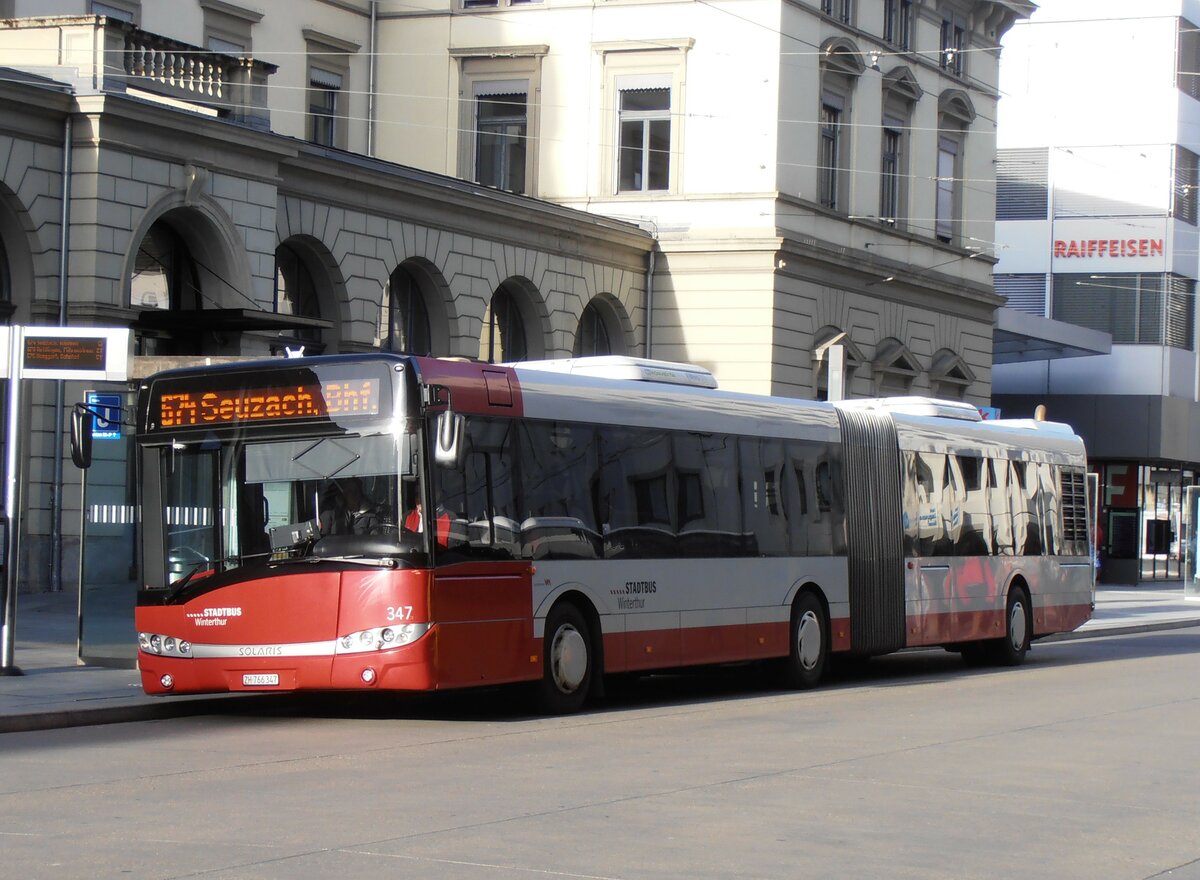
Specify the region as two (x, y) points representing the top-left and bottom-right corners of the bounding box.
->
(514, 356), (718, 389)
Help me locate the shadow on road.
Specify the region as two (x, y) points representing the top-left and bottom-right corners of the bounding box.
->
(189, 625), (1200, 725)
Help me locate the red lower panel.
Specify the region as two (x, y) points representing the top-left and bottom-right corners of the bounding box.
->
(904, 602), (1094, 648)
(434, 620), (542, 688)
(333, 636), (439, 690)
(1036, 602), (1092, 636)
(139, 655), (327, 695)
(604, 623), (794, 673)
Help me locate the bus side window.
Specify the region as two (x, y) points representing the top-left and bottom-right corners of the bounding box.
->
(739, 437), (789, 557)
(787, 454), (810, 557)
(1040, 463), (1061, 556)
(1011, 460), (1042, 555)
(955, 455), (991, 557)
(675, 432), (745, 557)
(900, 451), (924, 557)
(433, 416), (519, 561)
(596, 426), (676, 559)
(516, 421), (601, 560)
(989, 458), (1015, 556)
(917, 452), (951, 557)
(789, 440), (838, 556)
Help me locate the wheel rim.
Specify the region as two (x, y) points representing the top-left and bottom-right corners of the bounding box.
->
(1009, 600), (1027, 652)
(796, 610), (822, 671)
(550, 623), (588, 694)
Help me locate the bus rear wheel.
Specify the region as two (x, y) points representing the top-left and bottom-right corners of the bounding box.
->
(536, 603), (593, 714)
(992, 586), (1031, 666)
(781, 592), (828, 690)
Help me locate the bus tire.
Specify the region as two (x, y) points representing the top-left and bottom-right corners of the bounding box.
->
(782, 592), (828, 690)
(992, 585), (1031, 666)
(536, 603), (593, 714)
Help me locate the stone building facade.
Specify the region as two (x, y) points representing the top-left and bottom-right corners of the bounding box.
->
(0, 15), (652, 599)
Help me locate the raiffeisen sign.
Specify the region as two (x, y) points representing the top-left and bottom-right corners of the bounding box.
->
(1053, 238), (1164, 258)
(1049, 218), (1171, 273)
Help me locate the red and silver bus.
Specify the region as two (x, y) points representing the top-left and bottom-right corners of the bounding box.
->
(126, 354), (1093, 712)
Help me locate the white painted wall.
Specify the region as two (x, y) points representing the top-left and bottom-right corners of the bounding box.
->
(995, 0), (1200, 405)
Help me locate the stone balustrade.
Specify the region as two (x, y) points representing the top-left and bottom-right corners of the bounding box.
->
(0, 15), (275, 130)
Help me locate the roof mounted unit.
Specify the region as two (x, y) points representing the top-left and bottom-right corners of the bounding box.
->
(837, 396), (983, 422)
(514, 356), (718, 389)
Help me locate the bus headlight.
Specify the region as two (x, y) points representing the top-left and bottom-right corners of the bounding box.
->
(335, 623), (429, 654)
(138, 632), (193, 658)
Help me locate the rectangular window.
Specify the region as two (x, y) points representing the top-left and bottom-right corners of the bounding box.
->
(940, 18), (965, 76)
(935, 137), (958, 242)
(618, 87), (671, 193)
(207, 36), (245, 55)
(1178, 18), (1200, 99)
(883, 0), (911, 48)
(819, 101), (842, 210)
(308, 68), (342, 148)
(90, 1), (137, 21)
(822, 0), (853, 25)
(1052, 273), (1195, 350)
(475, 91), (527, 193)
(1174, 145), (1198, 225)
(880, 125), (901, 225)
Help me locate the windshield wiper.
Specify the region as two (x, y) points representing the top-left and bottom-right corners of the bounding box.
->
(165, 562), (209, 604)
(276, 554), (399, 568)
(164, 551), (270, 603)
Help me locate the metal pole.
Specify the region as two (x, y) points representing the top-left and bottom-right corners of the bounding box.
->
(51, 113), (73, 593)
(1, 326), (25, 674)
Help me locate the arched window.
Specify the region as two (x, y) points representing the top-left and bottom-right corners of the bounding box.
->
(131, 222), (201, 312)
(575, 300), (613, 356)
(935, 90), (976, 244)
(930, 348), (975, 400)
(274, 243), (323, 352)
(880, 67), (922, 229)
(380, 265), (432, 355)
(873, 337), (921, 396)
(480, 285), (527, 363)
(818, 39), (865, 213)
(131, 221), (203, 356)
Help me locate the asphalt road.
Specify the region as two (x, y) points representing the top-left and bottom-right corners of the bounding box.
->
(2, 629), (1199, 880)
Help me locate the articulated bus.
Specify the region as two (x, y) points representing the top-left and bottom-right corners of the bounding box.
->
(124, 354), (1094, 713)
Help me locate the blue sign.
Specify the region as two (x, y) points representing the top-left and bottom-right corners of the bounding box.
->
(86, 392), (123, 440)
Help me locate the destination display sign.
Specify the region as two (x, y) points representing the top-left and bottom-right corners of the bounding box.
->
(155, 378), (382, 428)
(141, 364), (393, 432)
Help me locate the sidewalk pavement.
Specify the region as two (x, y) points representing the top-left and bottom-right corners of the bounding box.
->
(2, 584), (1199, 734)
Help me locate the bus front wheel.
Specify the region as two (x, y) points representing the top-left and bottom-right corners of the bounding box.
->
(536, 603), (593, 714)
(782, 592), (828, 689)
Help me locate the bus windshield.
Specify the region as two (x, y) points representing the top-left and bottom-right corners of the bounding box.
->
(157, 431), (424, 587)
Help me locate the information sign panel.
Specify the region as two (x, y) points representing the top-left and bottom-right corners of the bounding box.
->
(86, 391), (123, 440)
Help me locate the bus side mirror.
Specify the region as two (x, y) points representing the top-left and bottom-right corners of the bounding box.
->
(434, 411), (464, 468)
(70, 404), (94, 470)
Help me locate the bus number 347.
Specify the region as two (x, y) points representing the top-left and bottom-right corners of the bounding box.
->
(386, 606), (413, 621)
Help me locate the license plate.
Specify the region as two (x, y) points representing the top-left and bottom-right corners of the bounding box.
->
(242, 673), (279, 687)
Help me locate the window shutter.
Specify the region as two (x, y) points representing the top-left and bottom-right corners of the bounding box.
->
(994, 273), (1047, 316)
(996, 148), (1048, 220)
